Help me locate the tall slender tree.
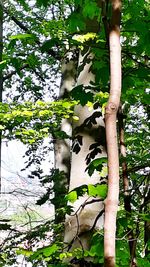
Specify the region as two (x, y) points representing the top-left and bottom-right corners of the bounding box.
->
(104, 0), (121, 266)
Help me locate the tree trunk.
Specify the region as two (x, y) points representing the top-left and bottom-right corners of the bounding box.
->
(144, 190), (150, 257)
(53, 48), (78, 225)
(64, 49), (107, 251)
(118, 107), (137, 267)
(61, 3), (108, 254)
(104, 0), (121, 266)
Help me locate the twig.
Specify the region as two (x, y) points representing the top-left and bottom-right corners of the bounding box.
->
(90, 209), (104, 231)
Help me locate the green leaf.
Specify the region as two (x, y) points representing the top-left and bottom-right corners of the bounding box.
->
(139, 213), (150, 221)
(10, 33), (35, 40)
(72, 115), (79, 121)
(137, 258), (150, 267)
(36, 0), (50, 7)
(99, 165), (108, 178)
(95, 184), (108, 198)
(88, 242), (103, 257)
(86, 157), (107, 176)
(67, 13), (86, 33)
(118, 217), (128, 227)
(88, 184), (107, 198)
(88, 232), (104, 258)
(0, 125), (5, 130)
(42, 244), (58, 257)
(27, 53), (39, 68)
(71, 85), (93, 106)
(16, 0), (30, 11)
(0, 60), (6, 66)
(16, 249), (33, 257)
(94, 91), (109, 105)
(41, 38), (60, 53)
(88, 184), (97, 196)
(66, 191), (77, 203)
(83, 1), (99, 19)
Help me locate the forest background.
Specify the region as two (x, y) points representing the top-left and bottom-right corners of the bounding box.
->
(0, 0), (149, 267)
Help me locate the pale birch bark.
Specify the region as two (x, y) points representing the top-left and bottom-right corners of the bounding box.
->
(54, 48), (78, 224)
(64, 49), (107, 250)
(54, 49), (78, 176)
(60, 0), (108, 258)
(104, 0), (121, 266)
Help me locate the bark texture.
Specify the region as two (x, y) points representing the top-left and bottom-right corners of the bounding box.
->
(63, 2), (107, 254)
(64, 49), (107, 250)
(104, 0), (121, 266)
(54, 48), (78, 224)
(55, 48), (78, 175)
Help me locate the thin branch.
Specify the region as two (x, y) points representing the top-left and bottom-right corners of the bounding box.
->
(122, 50), (150, 69)
(90, 209), (104, 231)
(129, 201), (144, 267)
(3, 62), (46, 82)
(3, 63), (29, 81)
(127, 164), (150, 175)
(66, 198), (104, 251)
(69, 197), (103, 217)
(4, 8), (29, 32)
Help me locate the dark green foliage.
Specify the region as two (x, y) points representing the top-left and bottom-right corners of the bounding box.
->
(71, 85), (93, 106)
(86, 157), (107, 176)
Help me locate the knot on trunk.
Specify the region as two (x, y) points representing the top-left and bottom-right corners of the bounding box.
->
(105, 102), (117, 115)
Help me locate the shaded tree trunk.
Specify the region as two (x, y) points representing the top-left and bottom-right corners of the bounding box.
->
(144, 189), (150, 257)
(54, 48), (78, 225)
(118, 106), (137, 267)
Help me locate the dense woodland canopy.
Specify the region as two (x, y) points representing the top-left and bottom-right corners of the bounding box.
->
(0, 0), (149, 267)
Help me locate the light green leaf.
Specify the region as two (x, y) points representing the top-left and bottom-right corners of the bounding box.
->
(88, 184), (97, 196)
(10, 33), (35, 40)
(16, 248), (33, 257)
(66, 191), (77, 203)
(88, 184), (107, 198)
(0, 60), (6, 65)
(72, 115), (79, 121)
(0, 125), (5, 130)
(43, 244), (58, 257)
(96, 184), (108, 198)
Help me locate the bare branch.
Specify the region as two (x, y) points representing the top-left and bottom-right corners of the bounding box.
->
(3, 63), (29, 81)
(90, 209), (104, 231)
